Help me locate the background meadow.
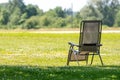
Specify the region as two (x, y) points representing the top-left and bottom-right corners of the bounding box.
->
(0, 32), (119, 79)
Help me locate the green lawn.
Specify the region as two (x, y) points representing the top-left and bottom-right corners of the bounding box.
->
(0, 32), (120, 80)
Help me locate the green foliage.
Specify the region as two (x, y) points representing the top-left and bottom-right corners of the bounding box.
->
(54, 6), (66, 18)
(0, 0), (120, 29)
(114, 11), (120, 27)
(80, 4), (103, 20)
(45, 9), (57, 17)
(8, 0), (26, 13)
(53, 18), (66, 27)
(9, 7), (22, 25)
(0, 9), (9, 25)
(23, 16), (40, 29)
(83, 0), (120, 27)
(40, 15), (51, 27)
(26, 4), (38, 18)
(40, 15), (67, 28)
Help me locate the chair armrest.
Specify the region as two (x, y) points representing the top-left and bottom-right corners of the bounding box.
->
(97, 44), (102, 46)
(68, 42), (79, 47)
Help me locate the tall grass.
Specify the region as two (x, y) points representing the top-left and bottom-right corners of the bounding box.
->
(0, 32), (119, 80)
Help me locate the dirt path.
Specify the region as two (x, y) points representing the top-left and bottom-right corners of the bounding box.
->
(0, 29), (120, 33)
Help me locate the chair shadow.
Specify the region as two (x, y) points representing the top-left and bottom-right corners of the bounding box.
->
(0, 65), (119, 80)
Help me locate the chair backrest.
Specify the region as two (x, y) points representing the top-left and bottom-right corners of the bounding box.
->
(79, 20), (102, 52)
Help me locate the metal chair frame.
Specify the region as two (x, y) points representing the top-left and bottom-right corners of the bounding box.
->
(67, 20), (104, 66)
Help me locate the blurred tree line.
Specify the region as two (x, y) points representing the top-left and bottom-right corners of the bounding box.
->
(0, 0), (120, 29)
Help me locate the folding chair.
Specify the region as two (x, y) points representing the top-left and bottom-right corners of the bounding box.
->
(67, 20), (104, 66)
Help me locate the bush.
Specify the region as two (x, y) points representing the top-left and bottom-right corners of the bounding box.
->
(55, 18), (66, 27)
(22, 16), (40, 29)
(114, 11), (120, 27)
(40, 15), (51, 27)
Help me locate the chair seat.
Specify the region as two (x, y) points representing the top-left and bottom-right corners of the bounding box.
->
(70, 51), (89, 61)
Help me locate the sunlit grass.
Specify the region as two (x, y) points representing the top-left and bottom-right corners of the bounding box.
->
(0, 33), (78, 66)
(0, 32), (120, 66)
(0, 32), (119, 79)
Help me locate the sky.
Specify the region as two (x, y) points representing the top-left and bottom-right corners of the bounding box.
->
(0, 0), (88, 12)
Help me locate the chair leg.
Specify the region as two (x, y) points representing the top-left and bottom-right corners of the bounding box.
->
(67, 51), (70, 65)
(98, 54), (104, 66)
(90, 54), (94, 65)
(67, 57), (69, 66)
(67, 52), (71, 66)
(67, 47), (72, 66)
(86, 55), (89, 65)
